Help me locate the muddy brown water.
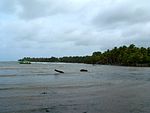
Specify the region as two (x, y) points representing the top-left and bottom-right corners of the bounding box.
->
(0, 62), (150, 113)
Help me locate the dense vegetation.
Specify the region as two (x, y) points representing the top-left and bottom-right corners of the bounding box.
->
(19, 44), (150, 66)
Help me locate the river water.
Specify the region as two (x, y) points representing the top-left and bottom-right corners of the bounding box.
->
(0, 62), (150, 113)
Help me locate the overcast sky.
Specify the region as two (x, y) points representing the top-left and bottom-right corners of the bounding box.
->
(0, 0), (150, 61)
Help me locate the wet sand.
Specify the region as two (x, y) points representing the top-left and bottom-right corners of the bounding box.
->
(0, 62), (150, 113)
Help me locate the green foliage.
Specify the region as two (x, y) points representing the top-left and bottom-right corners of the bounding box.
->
(19, 44), (150, 66)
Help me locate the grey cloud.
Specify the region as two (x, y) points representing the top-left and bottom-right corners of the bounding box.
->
(18, 0), (56, 20)
(1, 0), (150, 60)
(18, 0), (84, 20)
(90, 0), (150, 49)
(0, 0), (76, 20)
(0, 0), (18, 14)
(93, 0), (150, 28)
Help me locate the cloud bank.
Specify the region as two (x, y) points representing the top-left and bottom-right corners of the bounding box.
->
(0, 0), (150, 60)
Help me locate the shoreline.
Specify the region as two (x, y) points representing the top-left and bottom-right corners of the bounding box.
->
(27, 61), (150, 67)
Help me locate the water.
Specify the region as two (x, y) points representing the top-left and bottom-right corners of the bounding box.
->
(0, 62), (150, 113)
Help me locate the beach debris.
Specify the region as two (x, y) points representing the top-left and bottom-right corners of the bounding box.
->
(54, 69), (64, 73)
(45, 108), (50, 112)
(45, 109), (49, 112)
(42, 108), (50, 112)
(80, 69), (88, 72)
(41, 92), (47, 94)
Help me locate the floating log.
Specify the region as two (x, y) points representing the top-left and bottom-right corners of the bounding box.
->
(54, 69), (64, 73)
(80, 69), (88, 72)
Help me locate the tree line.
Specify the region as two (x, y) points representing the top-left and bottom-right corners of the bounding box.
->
(19, 44), (150, 66)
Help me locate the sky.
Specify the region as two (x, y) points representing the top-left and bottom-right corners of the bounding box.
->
(0, 0), (150, 61)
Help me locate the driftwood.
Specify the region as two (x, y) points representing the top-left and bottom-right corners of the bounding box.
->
(80, 69), (88, 72)
(54, 69), (64, 73)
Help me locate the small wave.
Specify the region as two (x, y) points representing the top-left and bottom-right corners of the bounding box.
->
(0, 75), (16, 77)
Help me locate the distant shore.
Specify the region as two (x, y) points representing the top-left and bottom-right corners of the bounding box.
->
(18, 44), (150, 67)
